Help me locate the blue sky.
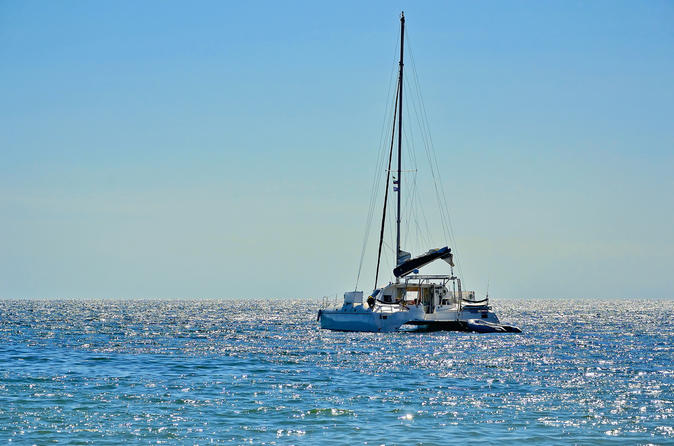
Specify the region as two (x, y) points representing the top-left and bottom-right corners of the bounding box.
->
(1, 1), (672, 299)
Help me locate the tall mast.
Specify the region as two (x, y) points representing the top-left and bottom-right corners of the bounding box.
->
(374, 87), (399, 290)
(396, 11), (405, 267)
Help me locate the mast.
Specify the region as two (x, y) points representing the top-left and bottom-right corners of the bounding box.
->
(374, 87), (399, 290)
(396, 11), (405, 270)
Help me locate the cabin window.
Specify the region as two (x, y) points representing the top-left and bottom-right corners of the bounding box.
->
(405, 290), (419, 302)
(382, 315), (388, 320)
(383, 295), (392, 303)
(481, 313), (488, 319)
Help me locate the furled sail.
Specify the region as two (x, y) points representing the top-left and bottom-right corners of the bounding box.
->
(393, 246), (454, 277)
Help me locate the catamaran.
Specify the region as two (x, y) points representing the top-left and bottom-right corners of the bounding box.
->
(317, 13), (519, 333)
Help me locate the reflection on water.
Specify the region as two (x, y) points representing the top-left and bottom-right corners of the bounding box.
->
(0, 298), (672, 443)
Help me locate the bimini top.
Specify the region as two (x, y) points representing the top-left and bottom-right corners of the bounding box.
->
(393, 246), (454, 278)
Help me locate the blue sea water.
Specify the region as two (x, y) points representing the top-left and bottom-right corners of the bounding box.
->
(0, 298), (672, 445)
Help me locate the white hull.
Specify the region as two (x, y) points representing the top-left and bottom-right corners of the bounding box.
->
(319, 304), (424, 332)
(318, 301), (500, 332)
(414, 305), (500, 324)
(404, 305), (500, 330)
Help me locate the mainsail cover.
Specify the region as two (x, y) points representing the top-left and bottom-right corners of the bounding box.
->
(393, 246), (454, 277)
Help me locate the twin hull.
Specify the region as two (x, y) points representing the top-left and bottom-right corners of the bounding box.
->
(318, 304), (499, 332)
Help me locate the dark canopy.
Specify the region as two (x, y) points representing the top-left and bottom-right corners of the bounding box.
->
(393, 246), (454, 278)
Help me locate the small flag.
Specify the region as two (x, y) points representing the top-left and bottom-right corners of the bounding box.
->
(393, 187), (399, 191)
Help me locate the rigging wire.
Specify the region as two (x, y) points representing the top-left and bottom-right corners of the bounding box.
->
(356, 21), (469, 290)
(354, 29), (401, 291)
(400, 82), (436, 254)
(404, 75), (438, 250)
(374, 85), (399, 290)
(402, 113), (423, 249)
(405, 30), (465, 281)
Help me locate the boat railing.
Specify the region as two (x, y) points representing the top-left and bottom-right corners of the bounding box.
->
(404, 275), (455, 286)
(374, 303), (406, 313)
(405, 274), (456, 280)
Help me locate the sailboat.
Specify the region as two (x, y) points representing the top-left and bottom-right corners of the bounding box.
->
(317, 13), (519, 333)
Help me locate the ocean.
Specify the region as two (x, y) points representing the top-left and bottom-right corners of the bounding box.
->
(1, 298), (672, 445)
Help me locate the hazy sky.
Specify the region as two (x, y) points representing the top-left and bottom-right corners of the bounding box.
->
(1, 1), (672, 299)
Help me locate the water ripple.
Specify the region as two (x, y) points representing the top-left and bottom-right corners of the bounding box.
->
(0, 298), (672, 444)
